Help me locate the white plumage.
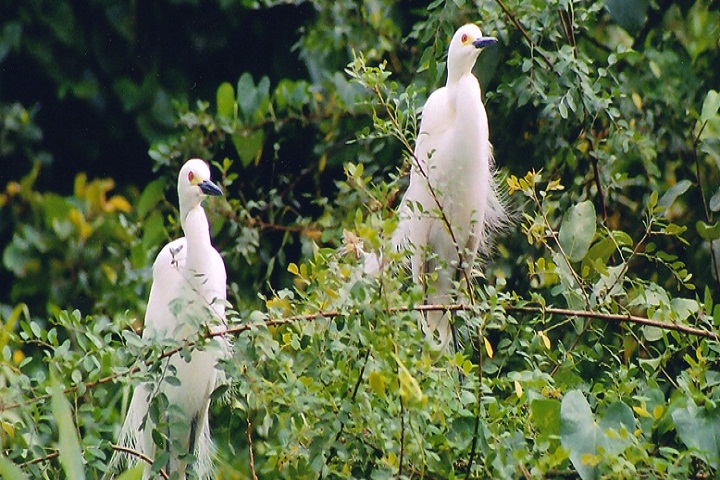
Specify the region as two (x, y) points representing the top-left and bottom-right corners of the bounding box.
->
(109, 159), (228, 479)
(393, 24), (505, 353)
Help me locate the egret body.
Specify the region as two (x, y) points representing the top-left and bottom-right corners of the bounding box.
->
(393, 24), (505, 352)
(110, 159), (227, 479)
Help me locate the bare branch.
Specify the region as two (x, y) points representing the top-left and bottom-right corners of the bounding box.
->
(19, 451), (59, 468)
(108, 444), (170, 480)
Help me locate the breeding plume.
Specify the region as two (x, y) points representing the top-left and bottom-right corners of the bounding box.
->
(393, 24), (505, 352)
(109, 159), (228, 479)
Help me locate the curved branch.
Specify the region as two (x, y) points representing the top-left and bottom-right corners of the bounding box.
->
(109, 444), (169, 480)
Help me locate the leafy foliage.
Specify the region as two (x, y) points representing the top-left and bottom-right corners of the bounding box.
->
(2, 0), (720, 479)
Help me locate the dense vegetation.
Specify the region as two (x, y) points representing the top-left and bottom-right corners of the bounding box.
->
(1, 0), (719, 478)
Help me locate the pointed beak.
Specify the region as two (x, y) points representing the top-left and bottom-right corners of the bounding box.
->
(199, 179), (223, 196)
(472, 36), (498, 49)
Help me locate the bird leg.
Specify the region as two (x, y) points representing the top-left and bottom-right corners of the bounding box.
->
(188, 413), (199, 457)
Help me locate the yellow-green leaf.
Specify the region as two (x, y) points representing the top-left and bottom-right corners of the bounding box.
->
(483, 336), (494, 358)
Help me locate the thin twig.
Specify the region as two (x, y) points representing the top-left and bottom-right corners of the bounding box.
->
(465, 326), (485, 479)
(518, 462), (533, 479)
(550, 316), (595, 377)
(531, 191), (592, 309)
(109, 444), (170, 480)
(398, 394), (405, 479)
(493, 0), (554, 70)
(19, 451), (59, 467)
(246, 404), (259, 480)
(318, 348), (372, 479)
(590, 150), (608, 225)
(557, 5), (577, 59)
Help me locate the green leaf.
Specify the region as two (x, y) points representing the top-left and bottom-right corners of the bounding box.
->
(0, 455), (30, 480)
(216, 81), (235, 120)
(236, 73), (256, 121)
(582, 231), (632, 275)
(141, 210), (166, 255)
(648, 190), (658, 210)
(709, 186), (720, 212)
(597, 400), (635, 456)
(114, 463), (145, 480)
(658, 179), (692, 209)
(211, 383), (230, 400)
(643, 325), (664, 342)
(232, 130), (265, 168)
(136, 180), (166, 219)
(560, 390), (598, 480)
(561, 393), (635, 480)
(697, 220), (720, 241)
(672, 398), (720, 468)
(0, 22), (22, 63)
(51, 383), (85, 480)
(236, 73), (270, 124)
(670, 298), (699, 322)
(531, 398), (561, 436)
(559, 200), (597, 262)
(447, 416), (474, 450)
(368, 370), (387, 397)
(2, 240), (31, 276)
(605, 0), (649, 33)
(394, 355), (424, 406)
(701, 90), (720, 123)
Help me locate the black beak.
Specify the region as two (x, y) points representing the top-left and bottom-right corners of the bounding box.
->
(199, 179), (223, 196)
(472, 36), (498, 49)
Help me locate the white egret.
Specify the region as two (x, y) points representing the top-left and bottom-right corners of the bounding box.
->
(109, 159), (228, 480)
(393, 24), (506, 353)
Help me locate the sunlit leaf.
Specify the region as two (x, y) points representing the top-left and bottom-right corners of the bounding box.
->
(115, 463), (145, 480)
(216, 81), (236, 120)
(232, 130), (265, 168)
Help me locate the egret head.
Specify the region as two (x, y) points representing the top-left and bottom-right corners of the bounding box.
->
(447, 24), (497, 80)
(178, 158), (223, 215)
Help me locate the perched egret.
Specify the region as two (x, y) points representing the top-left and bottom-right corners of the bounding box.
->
(393, 24), (506, 353)
(109, 159), (228, 480)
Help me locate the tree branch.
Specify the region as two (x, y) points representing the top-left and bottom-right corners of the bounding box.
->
(19, 451), (59, 467)
(507, 305), (718, 341)
(108, 444), (170, 479)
